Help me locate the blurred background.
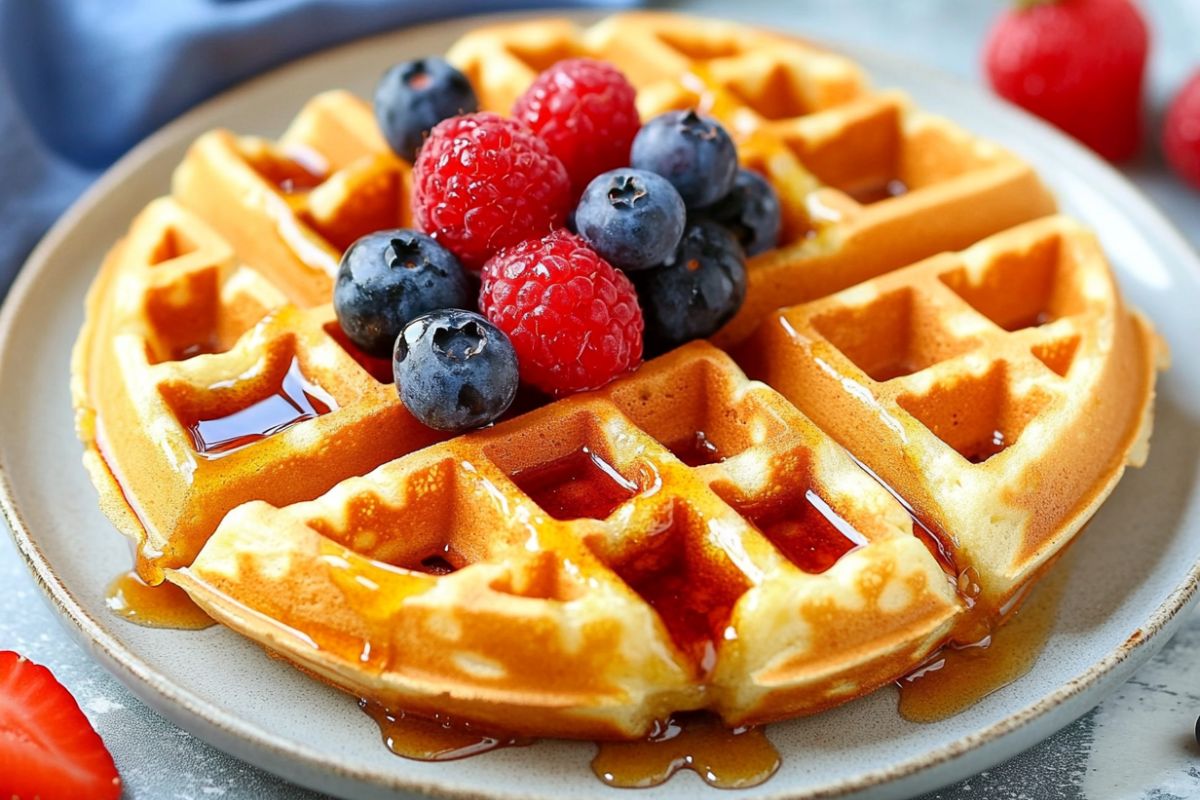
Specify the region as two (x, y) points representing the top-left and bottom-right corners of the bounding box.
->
(0, 1), (1197, 798)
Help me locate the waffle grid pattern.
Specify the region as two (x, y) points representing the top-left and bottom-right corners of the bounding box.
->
(72, 13), (1160, 737)
(72, 91), (447, 581)
(742, 215), (1160, 613)
(175, 344), (960, 736)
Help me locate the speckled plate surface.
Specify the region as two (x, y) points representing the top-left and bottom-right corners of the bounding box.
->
(2, 10), (1199, 800)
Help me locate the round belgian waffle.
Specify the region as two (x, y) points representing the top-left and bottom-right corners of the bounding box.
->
(72, 12), (1163, 738)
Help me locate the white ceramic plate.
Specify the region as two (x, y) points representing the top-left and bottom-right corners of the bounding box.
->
(2, 10), (1199, 800)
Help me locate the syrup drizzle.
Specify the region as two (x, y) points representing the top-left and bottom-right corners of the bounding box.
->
(669, 430), (725, 467)
(186, 357), (336, 457)
(352, 532), (1063, 787)
(604, 504), (749, 675)
(845, 453), (963, 575)
(93, 419), (160, 578)
(897, 560), (1069, 722)
(592, 713), (780, 789)
(910, 520), (959, 576)
(360, 700), (531, 761)
(105, 570), (214, 630)
(416, 543), (461, 576)
(965, 429), (1009, 464)
(512, 446), (639, 520)
(757, 490), (867, 574)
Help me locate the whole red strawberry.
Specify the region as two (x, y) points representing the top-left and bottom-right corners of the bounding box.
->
(0, 651), (122, 800)
(413, 112), (571, 269)
(513, 58), (641, 195)
(983, 0), (1149, 161)
(480, 230), (644, 396)
(1164, 71), (1200, 190)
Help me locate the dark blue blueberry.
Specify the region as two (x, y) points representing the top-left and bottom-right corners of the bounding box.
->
(630, 110), (738, 209)
(699, 169), (782, 255)
(334, 229), (470, 358)
(635, 221), (747, 355)
(374, 57), (478, 162)
(575, 168), (686, 272)
(394, 310), (519, 432)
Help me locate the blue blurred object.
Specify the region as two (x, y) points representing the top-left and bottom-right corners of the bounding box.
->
(0, 0), (636, 296)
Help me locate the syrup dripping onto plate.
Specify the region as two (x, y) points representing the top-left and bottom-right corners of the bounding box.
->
(106, 425), (1070, 787)
(105, 570), (214, 630)
(359, 701), (530, 761)
(166, 460), (1065, 788)
(592, 713), (779, 789)
(897, 558), (1070, 723)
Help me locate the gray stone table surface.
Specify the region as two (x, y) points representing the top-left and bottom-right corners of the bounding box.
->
(2, 1), (1198, 798)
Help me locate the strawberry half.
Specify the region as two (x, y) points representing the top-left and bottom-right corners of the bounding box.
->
(983, 0), (1149, 162)
(0, 651), (122, 800)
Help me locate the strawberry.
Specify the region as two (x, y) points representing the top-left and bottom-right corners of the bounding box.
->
(983, 0), (1149, 161)
(1164, 71), (1200, 190)
(0, 651), (122, 800)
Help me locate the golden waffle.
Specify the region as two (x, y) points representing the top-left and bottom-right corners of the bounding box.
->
(72, 12), (1162, 737)
(72, 93), (439, 582)
(739, 215), (1163, 619)
(172, 343), (961, 736)
(448, 13), (1057, 345)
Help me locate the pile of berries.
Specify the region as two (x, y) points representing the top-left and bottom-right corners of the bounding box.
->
(337, 55), (781, 433)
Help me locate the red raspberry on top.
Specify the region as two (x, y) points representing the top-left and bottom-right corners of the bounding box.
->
(513, 59), (640, 195)
(413, 112), (571, 269)
(480, 230), (644, 396)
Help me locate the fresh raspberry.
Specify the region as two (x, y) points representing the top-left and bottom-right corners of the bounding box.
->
(983, 0), (1148, 162)
(480, 230), (644, 396)
(1165, 71), (1200, 190)
(512, 59), (640, 195)
(413, 112), (571, 269)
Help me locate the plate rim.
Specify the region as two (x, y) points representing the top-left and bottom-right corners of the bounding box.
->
(1, 8), (1199, 800)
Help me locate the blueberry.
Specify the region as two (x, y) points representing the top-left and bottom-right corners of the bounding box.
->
(631, 110), (738, 209)
(374, 57), (478, 162)
(334, 229), (470, 358)
(575, 168), (686, 272)
(699, 169), (782, 255)
(394, 310), (519, 432)
(635, 221), (747, 354)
